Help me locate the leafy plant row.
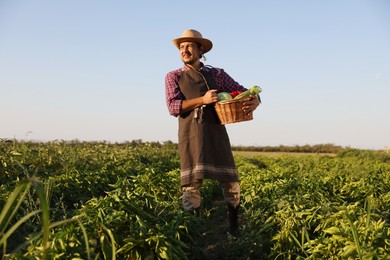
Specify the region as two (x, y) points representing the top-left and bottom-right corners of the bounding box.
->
(0, 141), (389, 259)
(236, 153), (390, 259)
(1, 141), (200, 259)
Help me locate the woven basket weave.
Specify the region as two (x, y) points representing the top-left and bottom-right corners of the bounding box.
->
(214, 97), (253, 125)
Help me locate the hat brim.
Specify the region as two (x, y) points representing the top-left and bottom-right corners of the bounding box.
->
(172, 37), (213, 54)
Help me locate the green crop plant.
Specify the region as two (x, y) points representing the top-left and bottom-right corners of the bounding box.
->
(0, 141), (389, 259)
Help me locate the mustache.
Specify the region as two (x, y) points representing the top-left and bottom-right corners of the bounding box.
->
(182, 51), (192, 57)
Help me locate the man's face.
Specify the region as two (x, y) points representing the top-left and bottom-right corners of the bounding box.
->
(179, 41), (202, 65)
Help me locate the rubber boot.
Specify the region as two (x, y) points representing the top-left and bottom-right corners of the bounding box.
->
(227, 203), (240, 237)
(189, 207), (200, 217)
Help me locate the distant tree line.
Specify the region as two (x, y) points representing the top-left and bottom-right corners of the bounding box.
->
(157, 141), (344, 154)
(231, 144), (344, 154)
(0, 139), (345, 154)
(114, 141), (344, 153)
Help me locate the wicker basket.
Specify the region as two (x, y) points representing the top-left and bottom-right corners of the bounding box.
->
(214, 97), (253, 125)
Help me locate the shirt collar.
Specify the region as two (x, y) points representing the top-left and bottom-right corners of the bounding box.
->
(182, 62), (207, 72)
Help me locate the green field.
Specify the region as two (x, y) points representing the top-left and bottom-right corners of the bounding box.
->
(1, 141), (389, 259)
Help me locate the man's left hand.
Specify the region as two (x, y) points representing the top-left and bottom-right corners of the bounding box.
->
(242, 95), (261, 115)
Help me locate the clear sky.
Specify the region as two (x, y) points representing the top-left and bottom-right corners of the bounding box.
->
(1, 0), (389, 150)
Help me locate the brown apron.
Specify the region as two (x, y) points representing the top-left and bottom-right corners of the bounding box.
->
(178, 67), (238, 186)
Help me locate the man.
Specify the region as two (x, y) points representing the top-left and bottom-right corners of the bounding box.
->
(165, 29), (260, 236)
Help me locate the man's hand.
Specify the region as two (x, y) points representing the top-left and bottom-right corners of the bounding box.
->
(181, 89), (218, 114)
(202, 89), (218, 105)
(242, 95), (261, 115)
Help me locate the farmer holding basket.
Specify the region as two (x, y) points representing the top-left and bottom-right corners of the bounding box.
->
(165, 29), (261, 236)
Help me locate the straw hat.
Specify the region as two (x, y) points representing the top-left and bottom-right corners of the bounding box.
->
(172, 29), (213, 54)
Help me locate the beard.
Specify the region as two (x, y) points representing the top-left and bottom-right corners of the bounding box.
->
(181, 53), (198, 65)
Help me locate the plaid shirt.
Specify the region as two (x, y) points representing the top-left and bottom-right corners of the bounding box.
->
(165, 64), (247, 117)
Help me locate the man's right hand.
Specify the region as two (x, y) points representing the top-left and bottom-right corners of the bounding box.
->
(202, 89), (218, 105)
(181, 89), (218, 114)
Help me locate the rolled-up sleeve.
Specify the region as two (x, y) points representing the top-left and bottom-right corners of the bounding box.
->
(165, 70), (183, 117)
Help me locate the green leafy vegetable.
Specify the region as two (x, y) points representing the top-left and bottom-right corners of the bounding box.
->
(234, 85), (262, 99)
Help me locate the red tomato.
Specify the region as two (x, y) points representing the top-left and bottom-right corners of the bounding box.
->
(230, 91), (243, 98)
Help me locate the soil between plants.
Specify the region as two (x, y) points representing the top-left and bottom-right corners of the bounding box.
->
(189, 199), (247, 260)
